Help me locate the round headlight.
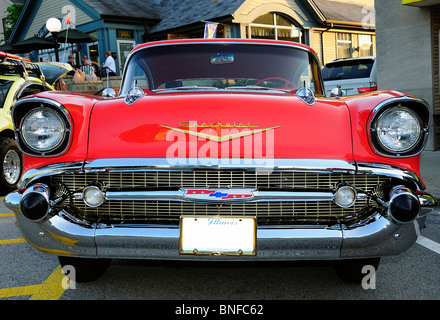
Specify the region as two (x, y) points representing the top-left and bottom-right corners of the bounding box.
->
(21, 108), (66, 152)
(375, 108), (422, 153)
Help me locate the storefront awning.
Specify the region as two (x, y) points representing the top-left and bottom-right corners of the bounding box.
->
(402, 0), (440, 6)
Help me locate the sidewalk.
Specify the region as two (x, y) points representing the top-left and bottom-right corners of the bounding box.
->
(420, 151), (440, 199)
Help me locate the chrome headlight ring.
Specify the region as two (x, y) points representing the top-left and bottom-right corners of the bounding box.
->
(20, 108), (66, 152)
(13, 97), (73, 157)
(369, 97), (430, 157)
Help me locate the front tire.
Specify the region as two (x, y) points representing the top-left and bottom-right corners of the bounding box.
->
(58, 256), (112, 283)
(0, 137), (22, 195)
(334, 257), (380, 283)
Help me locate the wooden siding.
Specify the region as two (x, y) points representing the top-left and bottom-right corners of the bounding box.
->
(24, 0), (94, 40)
(0, 0), (15, 44)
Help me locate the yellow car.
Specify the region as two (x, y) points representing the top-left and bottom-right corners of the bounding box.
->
(0, 52), (72, 194)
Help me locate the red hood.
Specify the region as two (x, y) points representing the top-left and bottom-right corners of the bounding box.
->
(86, 92), (354, 161)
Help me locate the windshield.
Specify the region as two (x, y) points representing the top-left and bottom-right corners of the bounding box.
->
(322, 59), (374, 81)
(120, 43), (323, 95)
(0, 80), (13, 107)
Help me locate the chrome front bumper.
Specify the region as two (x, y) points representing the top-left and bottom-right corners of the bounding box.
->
(4, 158), (438, 260)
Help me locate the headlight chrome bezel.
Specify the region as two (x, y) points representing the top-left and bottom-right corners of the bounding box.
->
(369, 97), (430, 158)
(20, 107), (67, 152)
(13, 97), (73, 157)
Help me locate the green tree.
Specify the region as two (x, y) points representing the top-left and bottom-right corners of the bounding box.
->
(1, 4), (24, 42)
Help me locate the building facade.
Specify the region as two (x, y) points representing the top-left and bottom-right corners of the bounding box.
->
(0, 0), (25, 45)
(376, 0), (440, 150)
(6, 0), (375, 73)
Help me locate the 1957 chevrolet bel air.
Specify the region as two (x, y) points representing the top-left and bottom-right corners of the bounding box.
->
(4, 39), (437, 283)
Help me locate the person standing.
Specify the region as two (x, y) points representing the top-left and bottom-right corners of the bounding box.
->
(67, 55), (76, 75)
(102, 50), (116, 76)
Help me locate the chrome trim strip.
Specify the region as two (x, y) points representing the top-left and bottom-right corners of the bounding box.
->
(77, 189), (338, 203)
(356, 162), (425, 191)
(17, 158), (426, 191)
(83, 158), (357, 172)
(18, 162), (84, 189)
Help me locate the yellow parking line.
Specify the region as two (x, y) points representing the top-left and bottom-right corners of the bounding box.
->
(0, 238), (26, 245)
(0, 213), (15, 217)
(0, 265), (67, 300)
(0, 284), (42, 298)
(28, 265), (67, 300)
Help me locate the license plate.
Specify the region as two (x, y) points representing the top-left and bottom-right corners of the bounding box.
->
(179, 216), (256, 256)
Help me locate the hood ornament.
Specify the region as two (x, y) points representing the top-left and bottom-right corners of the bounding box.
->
(296, 80), (316, 105)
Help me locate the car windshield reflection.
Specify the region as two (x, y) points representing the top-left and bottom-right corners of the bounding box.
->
(120, 43), (323, 95)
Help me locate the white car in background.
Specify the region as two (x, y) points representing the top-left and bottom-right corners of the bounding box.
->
(322, 56), (377, 97)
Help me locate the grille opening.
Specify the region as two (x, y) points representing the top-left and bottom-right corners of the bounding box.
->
(49, 170), (392, 226)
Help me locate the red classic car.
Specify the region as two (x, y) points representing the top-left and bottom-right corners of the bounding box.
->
(4, 39), (437, 283)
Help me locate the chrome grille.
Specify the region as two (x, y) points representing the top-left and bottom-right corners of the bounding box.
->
(51, 170), (391, 225)
(71, 198), (370, 225)
(52, 170), (389, 191)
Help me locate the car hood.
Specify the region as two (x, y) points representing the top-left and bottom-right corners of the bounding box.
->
(86, 92), (354, 161)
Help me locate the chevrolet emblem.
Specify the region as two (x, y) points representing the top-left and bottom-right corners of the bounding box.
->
(161, 123), (280, 142)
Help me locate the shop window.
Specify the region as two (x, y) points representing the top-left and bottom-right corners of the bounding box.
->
(337, 33), (352, 59)
(247, 13), (302, 43)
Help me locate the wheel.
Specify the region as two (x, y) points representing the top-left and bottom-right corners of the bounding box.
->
(333, 257), (380, 283)
(0, 137), (22, 195)
(58, 256), (112, 283)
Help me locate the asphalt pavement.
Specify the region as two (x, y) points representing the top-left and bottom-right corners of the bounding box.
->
(420, 151), (440, 200)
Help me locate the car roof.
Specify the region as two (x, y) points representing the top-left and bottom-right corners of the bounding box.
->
(324, 56), (376, 66)
(132, 38), (318, 56)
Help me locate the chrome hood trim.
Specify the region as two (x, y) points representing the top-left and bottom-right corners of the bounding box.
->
(17, 158), (426, 192)
(82, 158), (357, 172)
(17, 158), (425, 191)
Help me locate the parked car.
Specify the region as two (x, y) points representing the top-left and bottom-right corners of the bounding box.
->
(4, 39), (437, 283)
(0, 52), (72, 194)
(322, 56), (377, 97)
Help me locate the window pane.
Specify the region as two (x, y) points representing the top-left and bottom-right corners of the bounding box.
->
(276, 15), (294, 27)
(277, 28), (301, 42)
(249, 13), (302, 43)
(359, 34), (373, 57)
(253, 13), (274, 25)
(337, 33), (352, 59)
(251, 26), (275, 39)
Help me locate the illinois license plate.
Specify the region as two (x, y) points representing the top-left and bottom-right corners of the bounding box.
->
(179, 216), (256, 256)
